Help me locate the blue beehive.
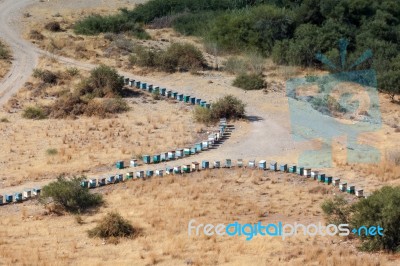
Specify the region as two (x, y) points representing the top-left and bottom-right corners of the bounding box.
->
(143, 155), (151, 164)
(195, 143), (202, 151)
(178, 94), (184, 101)
(280, 164), (288, 172)
(202, 160), (210, 169)
(161, 88), (167, 96)
(89, 179), (97, 188)
(33, 187), (41, 196)
(107, 175), (115, 184)
(288, 165), (297, 173)
(167, 90), (172, 97)
(5, 194), (13, 203)
(141, 83), (147, 90)
(116, 160), (124, 169)
(98, 178), (106, 186)
(81, 180), (89, 188)
(153, 154), (161, 164)
(14, 192), (23, 202)
(136, 170), (145, 178)
(200, 101), (207, 107)
(270, 162), (278, 171)
(135, 81), (141, 88)
(297, 167), (304, 176)
(325, 176), (332, 185)
(196, 99), (202, 105)
(317, 174), (326, 182)
(173, 92), (178, 99)
(258, 160), (267, 170)
(148, 84), (153, 92)
(146, 170), (154, 177)
(190, 147), (197, 155)
(168, 151), (176, 160)
(190, 97), (196, 105)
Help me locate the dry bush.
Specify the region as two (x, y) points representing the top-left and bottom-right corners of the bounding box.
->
(45, 21), (62, 32)
(29, 30), (45, 40)
(88, 212), (137, 239)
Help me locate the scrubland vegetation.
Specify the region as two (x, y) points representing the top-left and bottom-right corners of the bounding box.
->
(0, 40), (10, 60)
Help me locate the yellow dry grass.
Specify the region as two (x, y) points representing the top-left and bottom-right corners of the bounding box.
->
(0, 170), (397, 265)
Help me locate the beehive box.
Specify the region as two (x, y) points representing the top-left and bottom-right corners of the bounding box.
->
(202, 141), (209, 150)
(195, 143), (202, 151)
(165, 167), (173, 175)
(258, 160), (267, 170)
(280, 164), (288, 172)
(190, 97), (196, 105)
(116, 174), (124, 182)
(160, 88), (167, 96)
(153, 154), (161, 164)
(270, 162), (277, 171)
(225, 159), (232, 168)
(98, 178), (106, 186)
(202, 160), (210, 169)
(81, 180), (89, 188)
(168, 151), (176, 160)
(160, 152), (169, 162)
(89, 179), (97, 188)
(135, 81), (141, 88)
(297, 167), (304, 176)
(207, 140), (213, 147)
(23, 189), (32, 199)
(173, 92), (178, 99)
(184, 148), (191, 156)
(176, 149), (184, 158)
(143, 155), (151, 164)
(190, 147), (197, 155)
(317, 174), (326, 182)
(339, 182), (347, 192)
(126, 172), (134, 179)
(107, 175), (115, 184)
(196, 99), (202, 105)
(141, 83), (147, 90)
(183, 95), (190, 103)
(192, 162), (200, 171)
(146, 170), (154, 177)
(237, 159), (243, 168)
(167, 90), (172, 98)
(356, 189), (364, 197)
(0, 195), (3, 205)
(129, 80), (135, 86)
(174, 166), (182, 174)
(214, 161), (221, 168)
(324, 176), (332, 185)
(116, 160), (124, 169)
(288, 165), (297, 173)
(311, 171), (319, 180)
(14, 193), (23, 202)
(205, 103), (211, 108)
(5, 194), (13, 203)
(182, 164), (191, 173)
(333, 178), (340, 187)
(178, 94), (184, 101)
(33, 188), (41, 196)
(136, 171), (145, 178)
(347, 185), (355, 194)
(130, 159), (139, 167)
(248, 160), (256, 168)
(200, 101), (207, 107)
(156, 170), (164, 177)
(124, 78), (130, 85)
(304, 168), (312, 177)
(148, 84), (153, 93)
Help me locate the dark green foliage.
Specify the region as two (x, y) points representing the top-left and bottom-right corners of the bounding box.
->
(322, 186), (400, 252)
(130, 43), (206, 72)
(32, 69), (58, 84)
(351, 186), (400, 252)
(0, 41), (10, 59)
(83, 65), (125, 97)
(88, 212), (136, 239)
(233, 73), (265, 90)
(22, 106), (48, 120)
(194, 95), (246, 124)
(40, 176), (103, 213)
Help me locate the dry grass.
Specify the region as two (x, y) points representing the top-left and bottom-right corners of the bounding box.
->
(0, 170), (397, 265)
(0, 39), (12, 79)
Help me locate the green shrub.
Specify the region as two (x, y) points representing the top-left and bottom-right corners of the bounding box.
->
(22, 106), (48, 120)
(65, 67), (80, 77)
(194, 95), (246, 124)
(46, 148), (58, 156)
(40, 176), (103, 213)
(233, 73), (265, 90)
(32, 69), (58, 84)
(0, 42), (10, 60)
(224, 57), (248, 74)
(88, 212), (136, 239)
(322, 186), (400, 252)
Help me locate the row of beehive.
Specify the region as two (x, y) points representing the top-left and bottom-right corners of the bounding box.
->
(0, 188), (41, 205)
(82, 158), (365, 198)
(123, 77), (211, 108)
(116, 119), (229, 167)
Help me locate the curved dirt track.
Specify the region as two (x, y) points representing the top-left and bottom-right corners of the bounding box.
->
(0, 0), (311, 193)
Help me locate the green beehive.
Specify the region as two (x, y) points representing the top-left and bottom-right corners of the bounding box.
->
(325, 176), (332, 185)
(317, 174), (325, 183)
(153, 154), (161, 164)
(184, 148), (191, 156)
(289, 165), (297, 173)
(143, 155), (151, 164)
(182, 164), (191, 173)
(116, 160), (124, 169)
(126, 172), (134, 179)
(183, 95), (190, 103)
